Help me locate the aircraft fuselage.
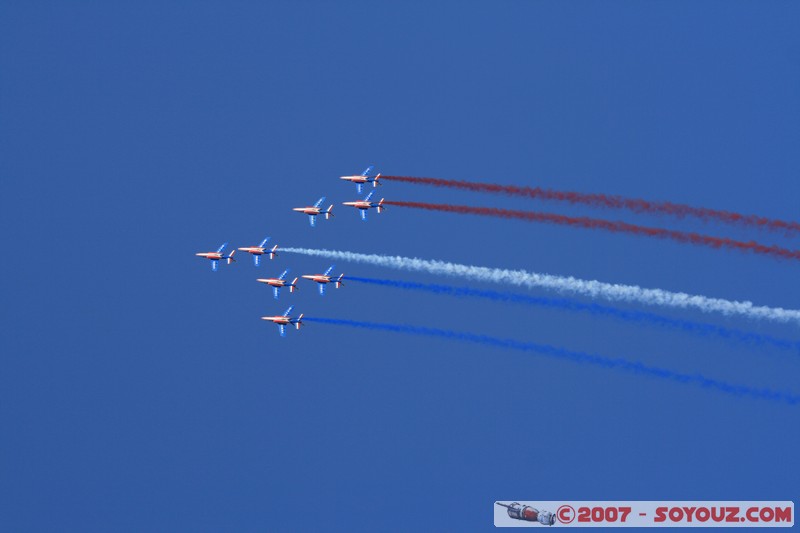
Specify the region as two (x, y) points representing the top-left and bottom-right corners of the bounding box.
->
(340, 175), (368, 184)
(342, 201), (374, 210)
(302, 274), (332, 283)
(258, 278), (290, 287)
(262, 316), (291, 325)
(293, 207), (322, 215)
(239, 246), (267, 254)
(196, 252), (223, 260)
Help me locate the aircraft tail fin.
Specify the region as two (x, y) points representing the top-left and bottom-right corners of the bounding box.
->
(295, 314), (304, 329)
(374, 173), (381, 187)
(268, 245), (278, 259)
(226, 249), (236, 264)
(334, 273), (344, 288)
(289, 278), (299, 292)
(325, 205), (334, 219)
(377, 198), (385, 213)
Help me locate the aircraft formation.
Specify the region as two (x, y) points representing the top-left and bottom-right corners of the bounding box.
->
(195, 166), (381, 336)
(291, 165), (384, 227)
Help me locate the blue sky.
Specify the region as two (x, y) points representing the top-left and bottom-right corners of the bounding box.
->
(2, 2), (799, 530)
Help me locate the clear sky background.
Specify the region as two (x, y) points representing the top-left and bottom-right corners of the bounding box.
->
(2, 2), (799, 531)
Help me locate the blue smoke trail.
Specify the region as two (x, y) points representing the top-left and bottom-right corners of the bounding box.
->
(305, 317), (800, 405)
(346, 276), (800, 355)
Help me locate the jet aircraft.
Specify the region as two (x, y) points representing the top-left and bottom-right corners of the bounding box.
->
(340, 165), (381, 194)
(257, 269), (299, 299)
(262, 305), (304, 337)
(293, 197), (334, 227)
(195, 242), (236, 271)
(342, 190), (385, 221)
(238, 237), (278, 266)
(301, 265), (344, 295)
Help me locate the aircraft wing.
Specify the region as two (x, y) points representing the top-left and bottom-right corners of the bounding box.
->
(309, 214), (316, 227)
(319, 283), (325, 296)
(279, 269), (289, 280)
(279, 324), (286, 337)
(254, 255), (260, 267)
(211, 260), (219, 272)
(313, 196), (326, 208)
(324, 265), (335, 276)
(361, 165), (374, 176)
(363, 190), (375, 202)
(283, 306), (294, 317)
(360, 209), (367, 221)
(216, 242), (228, 253)
(357, 183), (363, 194)
(273, 287), (279, 299)
(259, 237), (270, 247)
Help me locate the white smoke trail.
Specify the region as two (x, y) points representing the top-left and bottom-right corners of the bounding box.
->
(282, 247), (800, 325)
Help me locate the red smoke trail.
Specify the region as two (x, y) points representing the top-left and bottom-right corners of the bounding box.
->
(381, 175), (800, 235)
(384, 200), (800, 262)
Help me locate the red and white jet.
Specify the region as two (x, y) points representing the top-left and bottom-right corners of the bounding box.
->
(342, 190), (385, 221)
(301, 265), (344, 296)
(195, 242), (236, 271)
(256, 269), (299, 299)
(262, 305), (303, 337)
(340, 165), (381, 194)
(292, 196), (334, 227)
(238, 237), (278, 266)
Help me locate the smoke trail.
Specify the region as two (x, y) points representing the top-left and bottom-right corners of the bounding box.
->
(347, 276), (800, 353)
(381, 175), (800, 235)
(280, 247), (800, 325)
(384, 200), (800, 262)
(305, 317), (800, 405)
